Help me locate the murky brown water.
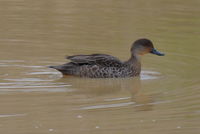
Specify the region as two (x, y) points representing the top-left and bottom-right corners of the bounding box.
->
(0, 0), (200, 134)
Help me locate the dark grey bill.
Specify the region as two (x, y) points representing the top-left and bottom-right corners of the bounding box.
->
(150, 48), (165, 56)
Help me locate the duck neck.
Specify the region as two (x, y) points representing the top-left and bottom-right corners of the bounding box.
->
(126, 53), (141, 72)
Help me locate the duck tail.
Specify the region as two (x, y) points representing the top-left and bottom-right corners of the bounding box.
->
(49, 65), (66, 71)
(49, 65), (60, 70)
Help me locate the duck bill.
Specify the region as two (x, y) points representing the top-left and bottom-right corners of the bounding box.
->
(150, 48), (165, 56)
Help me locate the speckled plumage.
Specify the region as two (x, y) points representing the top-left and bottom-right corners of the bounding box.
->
(49, 39), (164, 78)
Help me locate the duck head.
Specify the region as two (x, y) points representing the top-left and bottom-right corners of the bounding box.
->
(131, 38), (165, 56)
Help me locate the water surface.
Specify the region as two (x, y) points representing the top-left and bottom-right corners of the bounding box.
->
(0, 0), (200, 134)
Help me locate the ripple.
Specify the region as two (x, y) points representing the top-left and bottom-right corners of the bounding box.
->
(80, 102), (135, 110)
(27, 71), (60, 75)
(104, 97), (131, 101)
(0, 64), (43, 68)
(0, 60), (25, 63)
(4, 78), (53, 82)
(0, 113), (26, 118)
(80, 100), (172, 110)
(0, 82), (14, 85)
(0, 78), (72, 93)
(0, 85), (70, 89)
(18, 65), (43, 68)
(0, 88), (73, 93)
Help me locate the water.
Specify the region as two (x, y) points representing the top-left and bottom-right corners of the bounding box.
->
(0, 0), (200, 133)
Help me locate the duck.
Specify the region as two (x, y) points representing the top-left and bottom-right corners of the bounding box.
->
(49, 38), (164, 78)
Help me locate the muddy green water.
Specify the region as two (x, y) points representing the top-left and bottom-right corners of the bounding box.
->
(0, 0), (200, 134)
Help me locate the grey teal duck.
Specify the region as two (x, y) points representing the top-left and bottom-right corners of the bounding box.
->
(49, 38), (164, 78)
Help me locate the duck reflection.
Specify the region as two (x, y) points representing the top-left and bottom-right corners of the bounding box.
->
(56, 76), (140, 95)
(56, 76), (154, 111)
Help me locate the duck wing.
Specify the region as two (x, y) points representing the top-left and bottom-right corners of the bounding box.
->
(66, 54), (123, 67)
